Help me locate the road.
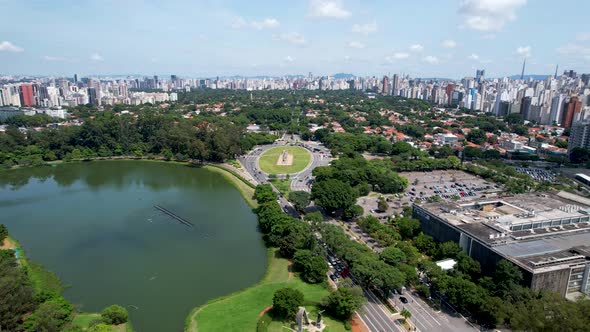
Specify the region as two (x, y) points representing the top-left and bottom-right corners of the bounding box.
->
(391, 291), (478, 332)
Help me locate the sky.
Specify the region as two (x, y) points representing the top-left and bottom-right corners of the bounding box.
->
(1, 0), (590, 78)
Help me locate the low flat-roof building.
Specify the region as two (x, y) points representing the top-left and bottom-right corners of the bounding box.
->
(413, 191), (590, 299)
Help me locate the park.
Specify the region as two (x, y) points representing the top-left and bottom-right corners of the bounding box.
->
(258, 146), (312, 175)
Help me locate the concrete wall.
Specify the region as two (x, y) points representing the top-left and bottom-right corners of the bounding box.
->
(531, 269), (570, 297)
(414, 207), (461, 243)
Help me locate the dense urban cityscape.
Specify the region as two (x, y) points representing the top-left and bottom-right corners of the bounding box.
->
(2, 0), (590, 332)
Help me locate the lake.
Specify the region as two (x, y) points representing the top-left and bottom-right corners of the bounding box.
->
(0, 160), (267, 332)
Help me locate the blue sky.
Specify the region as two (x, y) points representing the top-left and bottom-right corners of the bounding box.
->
(1, 0), (589, 78)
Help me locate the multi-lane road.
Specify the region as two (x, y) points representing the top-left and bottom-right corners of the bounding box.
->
(237, 137), (479, 332)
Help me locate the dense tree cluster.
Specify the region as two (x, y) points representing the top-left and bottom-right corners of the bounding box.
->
(272, 288), (304, 319)
(321, 284), (366, 320)
(0, 111), (274, 168)
(254, 185), (313, 258)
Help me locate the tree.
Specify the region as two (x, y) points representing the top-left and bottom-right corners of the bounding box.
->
(504, 113), (523, 125)
(466, 129), (486, 145)
(395, 217), (420, 240)
(311, 179), (357, 214)
(322, 286), (366, 320)
(343, 204), (364, 220)
(0, 252), (36, 331)
(463, 146), (482, 159)
(377, 197), (388, 212)
(29, 297), (74, 332)
(0, 224), (7, 242)
(254, 184), (277, 204)
(288, 191), (311, 211)
(293, 250), (328, 284)
(569, 147), (590, 164)
(100, 305), (128, 325)
(400, 308), (412, 322)
(493, 260), (523, 298)
(380, 246), (407, 266)
(304, 211), (323, 223)
(414, 232), (436, 256)
(436, 241), (462, 260)
(272, 288), (304, 319)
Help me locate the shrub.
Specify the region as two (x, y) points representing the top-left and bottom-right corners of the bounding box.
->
(101, 304), (128, 325)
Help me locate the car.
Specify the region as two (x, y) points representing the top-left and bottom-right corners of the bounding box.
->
(400, 296), (408, 304)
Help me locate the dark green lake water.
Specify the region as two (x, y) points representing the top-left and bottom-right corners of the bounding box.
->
(0, 160), (267, 332)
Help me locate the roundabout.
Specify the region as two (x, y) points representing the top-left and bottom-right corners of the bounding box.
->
(257, 146), (312, 175)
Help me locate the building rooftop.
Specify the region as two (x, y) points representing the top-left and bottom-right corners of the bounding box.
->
(418, 191), (590, 273)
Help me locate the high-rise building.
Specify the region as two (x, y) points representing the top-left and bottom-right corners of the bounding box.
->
(561, 96), (582, 128)
(74, 74), (78, 84)
(549, 95), (565, 125)
(520, 96), (532, 120)
(88, 87), (99, 106)
(382, 75), (389, 95)
(392, 74), (399, 96)
(19, 84), (34, 107)
(445, 83), (455, 105)
(475, 69), (485, 83)
(568, 121), (590, 152)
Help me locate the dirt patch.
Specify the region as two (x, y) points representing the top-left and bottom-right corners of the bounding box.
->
(258, 305), (273, 317)
(0, 238), (15, 250)
(350, 313), (369, 332)
(276, 150), (294, 166)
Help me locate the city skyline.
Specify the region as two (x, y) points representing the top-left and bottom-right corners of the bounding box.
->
(1, 0), (590, 78)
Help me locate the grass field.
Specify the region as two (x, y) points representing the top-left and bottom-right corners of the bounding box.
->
(269, 178), (292, 195)
(72, 313), (133, 331)
(187, 248), (346, 332)
(204, 165), (257, 208)
(258, 146), (311, 175)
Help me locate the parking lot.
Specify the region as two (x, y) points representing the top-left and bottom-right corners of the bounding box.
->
(358, 170), (504, 218)
(515, 167), (556, 182)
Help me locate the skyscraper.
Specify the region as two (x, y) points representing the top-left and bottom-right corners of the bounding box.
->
(74, 74), (78, 84)
(475, 69), (485, 83)
(19, 84), (34, 107)
(382, 75), (389, 95)
(561, 96), (582, 128)
(568, 121), (590, 152)
(392, 74), (399, 96)
(88, 87), (98, 106)
(520, 57), (526, 80)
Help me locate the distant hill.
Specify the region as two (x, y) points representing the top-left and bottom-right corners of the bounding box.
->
(509, 74), (550, 80)
(332, 73), (355, 79)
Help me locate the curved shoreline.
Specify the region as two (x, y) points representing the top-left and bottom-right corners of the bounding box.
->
(3, 158), (266, 331)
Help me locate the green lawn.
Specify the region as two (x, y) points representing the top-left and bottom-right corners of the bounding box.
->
(187, 249), (345, 332)
(258, 146), (311, 175)
(72, 313), (133, 331)
(204, 165), (257, 208)
(270, 179), (292, 195)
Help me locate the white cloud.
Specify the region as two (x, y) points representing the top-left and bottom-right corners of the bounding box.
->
(422, 55), (439, 64)
(348, 41), (365, 49)
(309, 0), (351, 19)
(284, 55), (295, 62)
(273, 32), (307, 46)
(468, 53), (479, 60)
(352, 22), (377, 35)
(459, 0), (527, 31)
(232, 17), (280, 29)
(409, 44), (424, 52)
(516, 46), (531, 57)
(441, 40), (457, 48)
(0, 41), (24, 52)
(556, 44), (590, 60)
(42, 55), (66, 61)
(576, 32), (590, 42)
(90, 53), (104, 61)
(482, 33), (496, 40)
(385, 53), (410, 62)
(251, 18), (280, 30)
